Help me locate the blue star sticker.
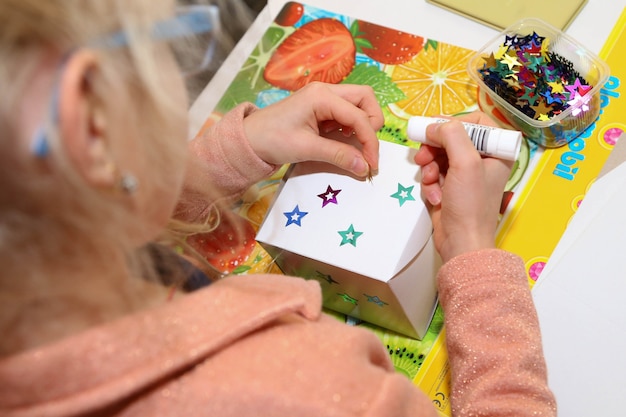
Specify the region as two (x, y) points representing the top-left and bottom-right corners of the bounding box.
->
(283, 205), (308, 227)
(364, 294), (389, 307)
(338, 224), (363, 247)
(390, 183), (416, 207)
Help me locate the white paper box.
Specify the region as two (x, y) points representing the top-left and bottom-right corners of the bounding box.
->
(256, 140), (440, 339)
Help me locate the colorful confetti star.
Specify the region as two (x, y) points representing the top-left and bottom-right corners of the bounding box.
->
(565, 78), (586, 97)
(531, 100), (554, 120)
(283, 205), (308, 227)
(541, 91), (562, 105)
(567, 93), (591, 116)
(540, 37), (550, 54)
(530, 32), (546, 47)
(543, 64), (560, 80)
(500, 53), (522, 70)
(482, 52), (498, 68)
(504, 77), (521, 89)
(503, 34), (517, 47)
(338, 224), (363, 247)
(494, 44), (509, 59)
(526, 55), (544, 71)
(525, 43), (542, 57)
(390, 183), (416, 206)
(547, 80), (565, 94)
(477, 32), (592, 122)
(519, 89), (539, 106)
(317, 185), (341, 207)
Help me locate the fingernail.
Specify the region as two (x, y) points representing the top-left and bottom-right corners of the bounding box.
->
(428, 190), (441, 205)
(352, 156), (368, 176)
(426, 123), (439, 138)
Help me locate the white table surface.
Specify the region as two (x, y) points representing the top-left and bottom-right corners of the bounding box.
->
(190, 0), (626, 134)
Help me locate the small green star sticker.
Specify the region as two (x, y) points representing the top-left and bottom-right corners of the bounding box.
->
(390, 183), (416, 207)
(337, 293), (358, 305)
(338, 224), (363, 247)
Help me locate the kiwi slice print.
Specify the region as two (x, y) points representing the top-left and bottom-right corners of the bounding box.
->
(377, 107), (412, 147)
(382, 332), (426, 378)
(357, 305), (445, 379)
(505, 136), (531, 191)
(358, 324), (428, 379)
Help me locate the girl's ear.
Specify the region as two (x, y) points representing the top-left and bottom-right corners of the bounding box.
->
(57, 50), (116, 188)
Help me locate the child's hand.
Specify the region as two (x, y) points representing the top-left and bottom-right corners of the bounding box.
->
(243, 82), (383, 178)
(413, 112), (514, 263)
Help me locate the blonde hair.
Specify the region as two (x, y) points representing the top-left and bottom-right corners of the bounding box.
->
(0, 0), (198, 352)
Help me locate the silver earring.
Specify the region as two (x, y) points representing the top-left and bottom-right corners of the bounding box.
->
(119, 173), (138, 194)
(31, 128), (50, 158)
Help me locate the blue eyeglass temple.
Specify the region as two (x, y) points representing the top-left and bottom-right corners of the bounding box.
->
(92, 7), (216, 48)
(32, 7), (217, 158)
(31, 74), (61, 157)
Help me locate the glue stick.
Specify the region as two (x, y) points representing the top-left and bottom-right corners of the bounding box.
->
(407, 116), (522, 161)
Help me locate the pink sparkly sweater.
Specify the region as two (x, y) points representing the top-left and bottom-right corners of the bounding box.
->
(0, 104), (556, 417)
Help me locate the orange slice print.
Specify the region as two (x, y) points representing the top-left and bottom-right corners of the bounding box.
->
(385, 42), (478, 118)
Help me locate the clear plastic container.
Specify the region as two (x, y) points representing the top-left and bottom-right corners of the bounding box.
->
(468, 18), (610, 148)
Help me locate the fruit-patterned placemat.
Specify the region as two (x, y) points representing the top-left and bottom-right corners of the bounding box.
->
(188, 3), (624, 414)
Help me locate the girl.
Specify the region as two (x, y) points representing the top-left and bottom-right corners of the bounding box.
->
(0, 1), (556, 416)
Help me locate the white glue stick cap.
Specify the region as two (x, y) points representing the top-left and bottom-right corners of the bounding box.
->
(407, 116), (522, 161)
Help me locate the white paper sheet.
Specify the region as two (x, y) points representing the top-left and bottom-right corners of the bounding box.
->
(532, 145), (626, 415)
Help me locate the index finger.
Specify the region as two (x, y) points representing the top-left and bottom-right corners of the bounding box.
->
(324, 84), (385, 131)
(425, 120), (481, 162)
(450, 111), (499, 128)
(311, 85), (382, 171)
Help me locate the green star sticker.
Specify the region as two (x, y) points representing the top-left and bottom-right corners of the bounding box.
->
(390, 183), (416, 207)
(338, 224), (363, 247)
(337, 293), (358, 305)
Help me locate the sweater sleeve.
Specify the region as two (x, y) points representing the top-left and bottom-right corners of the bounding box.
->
(175, 103), (279, 222)
(437, 249), (557, 416)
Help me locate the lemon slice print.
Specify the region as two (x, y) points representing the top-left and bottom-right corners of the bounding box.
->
(385, 41), (478, 118)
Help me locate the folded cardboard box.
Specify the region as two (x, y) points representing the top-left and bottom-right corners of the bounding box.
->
(256, 140), (440, 339)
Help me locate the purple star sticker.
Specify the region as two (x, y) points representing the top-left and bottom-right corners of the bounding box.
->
(283, 205), (308, 227)
(317, 185), (341, 208)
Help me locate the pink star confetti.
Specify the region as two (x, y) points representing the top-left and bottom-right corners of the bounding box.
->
(567, 92), (591, 116)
